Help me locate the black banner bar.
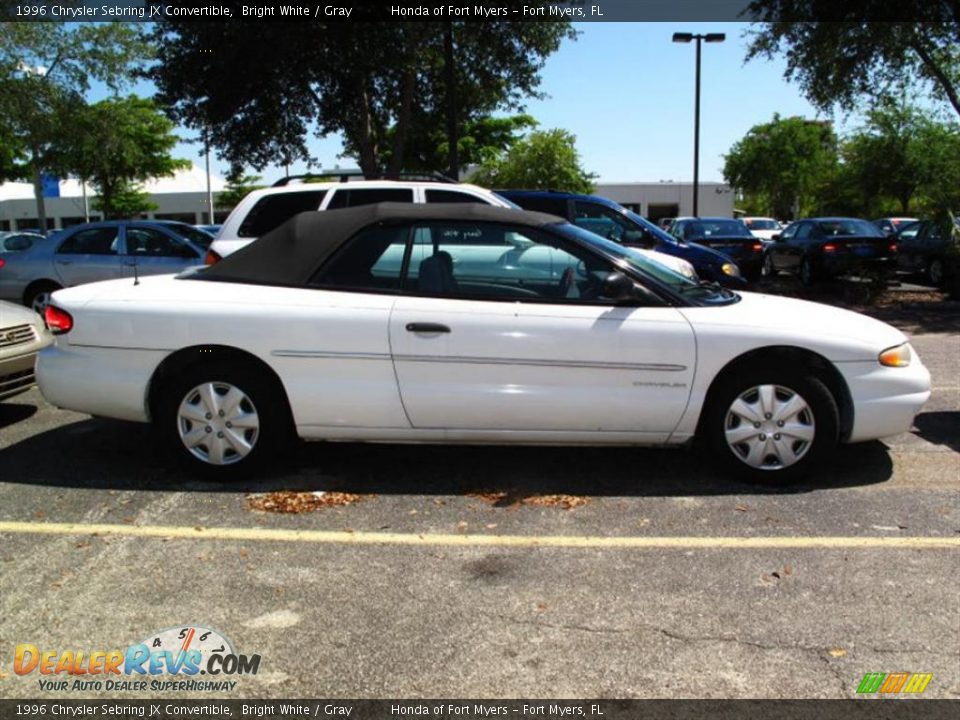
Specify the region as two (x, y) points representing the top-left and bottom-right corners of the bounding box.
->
(1, 700), (958, 720)
(0, 0), (954, 23)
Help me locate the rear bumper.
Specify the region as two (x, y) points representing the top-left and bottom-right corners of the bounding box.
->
(821, 255), (896, 276)
(37, 344), (162, 422)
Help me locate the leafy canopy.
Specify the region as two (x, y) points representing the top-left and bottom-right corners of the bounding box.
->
(745, 1), (960, 118)
(149, 19), (574, 175)
(723, 114), (838, 219)
(470, 129), (596, 194)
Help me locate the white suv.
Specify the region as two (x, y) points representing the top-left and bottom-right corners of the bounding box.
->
(208, 179), (517, 261)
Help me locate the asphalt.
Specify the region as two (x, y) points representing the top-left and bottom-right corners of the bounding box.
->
(0, 300), (957, 701)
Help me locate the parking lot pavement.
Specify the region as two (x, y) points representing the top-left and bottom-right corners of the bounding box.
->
(0, 319), (957, 700)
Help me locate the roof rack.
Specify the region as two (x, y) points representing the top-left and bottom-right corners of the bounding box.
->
(272, 170), (458, 187)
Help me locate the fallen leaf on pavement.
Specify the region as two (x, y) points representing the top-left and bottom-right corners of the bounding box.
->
(828, 648), (847, 658)
(246, 491), (372, 514)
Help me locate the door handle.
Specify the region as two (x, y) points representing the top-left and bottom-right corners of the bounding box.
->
(405, 322), (451, 333)
(56, 260), (72, 265)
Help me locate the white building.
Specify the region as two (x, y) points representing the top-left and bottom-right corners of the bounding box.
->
(0, 170), (735, 232)
(595, 181), (735, 222)
(0, 165), (227, 232)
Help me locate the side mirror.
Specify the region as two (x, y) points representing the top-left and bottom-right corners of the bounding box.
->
(600, 271), (636, 301)
(772, 233), (782, 242)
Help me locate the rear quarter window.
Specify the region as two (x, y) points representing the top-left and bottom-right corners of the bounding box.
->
(238, 191), (327, 237)
(325, 188), (415, 209)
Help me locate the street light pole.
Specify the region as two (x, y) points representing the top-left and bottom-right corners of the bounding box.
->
(673, 32), (725, 218)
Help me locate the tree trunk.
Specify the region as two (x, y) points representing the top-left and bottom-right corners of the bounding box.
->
(355, 86), (379, 176)
(387, 66), (416, 177)
(31, 158), (47, 233)
(910, 38), (960, 119)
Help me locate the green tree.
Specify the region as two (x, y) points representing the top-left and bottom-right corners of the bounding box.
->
(91, 180), (157, 219)
(723, 115), (839, 219)
(0, 22), (151, 227)
(60, 96), (188, 219)
(149, 19), (574, 175)
(382, 114), (538, 176)
(469, 129), (596, 193)
(216, 168), (265, 211)
(745, 1), (960, 118)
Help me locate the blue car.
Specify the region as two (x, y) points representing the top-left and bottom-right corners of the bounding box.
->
(495, 190), (747, 288)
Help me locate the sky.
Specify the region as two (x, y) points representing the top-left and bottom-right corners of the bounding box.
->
(108, 22), (847, 185)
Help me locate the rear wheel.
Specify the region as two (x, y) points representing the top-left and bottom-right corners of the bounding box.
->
(157, 362), (292, 478)
(25, 281), (61, 314)
(928, 257), (945, 287)
(702, 369), (839, 484)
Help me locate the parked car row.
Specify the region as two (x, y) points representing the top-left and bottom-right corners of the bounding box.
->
(0, 221), (213, 312)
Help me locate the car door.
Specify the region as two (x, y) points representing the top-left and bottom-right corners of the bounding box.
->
(783, 222), (810, 272)
(898, 222), (925, 272)
(53, 225), (125, 287)
(388, 220), (696, 437)
(123, 225), (202, 277)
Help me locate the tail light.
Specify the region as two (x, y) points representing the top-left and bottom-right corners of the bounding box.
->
(0, 257), (5, 269)
(822, 243), (837, 253)
(888, 243), (898, 253)
(204, 249), (222, 265)
(44, 305), (73, 334)
(751, 243), (763, 252)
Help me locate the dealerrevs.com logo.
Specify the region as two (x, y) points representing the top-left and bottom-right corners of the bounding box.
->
(14, 625), (261, 693)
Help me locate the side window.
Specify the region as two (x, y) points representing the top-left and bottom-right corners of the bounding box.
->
(793, 224), (812, 242)
(126, 227), (195, 258)
(511, 196), (568, 217)
(780, 223), (797, 240)
(425, 189), (489, 204)
(57, 227), (119, 255)
(572, 201), (650, 247)
(238, 191), (327, 237)
(310, 224), (408, 292)
(405, 222), (619, 304)
(326, 188), (415, 209)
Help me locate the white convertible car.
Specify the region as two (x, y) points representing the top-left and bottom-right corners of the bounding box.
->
(37, 204), (931, 482)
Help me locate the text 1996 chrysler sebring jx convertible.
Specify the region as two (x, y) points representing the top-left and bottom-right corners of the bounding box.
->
(37, 204), (930, 482)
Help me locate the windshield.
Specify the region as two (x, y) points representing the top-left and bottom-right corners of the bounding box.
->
(167, 223), (215, 248)
(687, 219), (753, 238)
(815, 219), (883, 238)
(745, 219), (779, 230)
(555, 222), (736, 303)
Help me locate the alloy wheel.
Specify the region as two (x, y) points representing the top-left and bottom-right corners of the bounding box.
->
(723, 384), (815, 471)
(176, 382), (260, 465)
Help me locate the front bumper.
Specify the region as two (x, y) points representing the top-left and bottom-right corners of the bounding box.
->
(838, 355), (931, 443)
(0, 350), (38, 400)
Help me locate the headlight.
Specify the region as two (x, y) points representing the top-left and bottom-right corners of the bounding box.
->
(879, 343), (912, 367)
(721, 262), (740, 276)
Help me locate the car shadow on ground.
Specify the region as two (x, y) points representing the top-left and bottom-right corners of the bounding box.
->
(0, 416), (894, 497)
(0, 402), (37, 430)
(913, 411), (960, 453)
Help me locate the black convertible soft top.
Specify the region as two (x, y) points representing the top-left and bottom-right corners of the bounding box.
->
(197, 202), (564, 286)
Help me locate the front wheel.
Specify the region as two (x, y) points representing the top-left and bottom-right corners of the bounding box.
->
(157, 363), (292, 478)
(799, 257), (815, 286)
(762, 253), (778, 277)
(702, 370), (839, 483)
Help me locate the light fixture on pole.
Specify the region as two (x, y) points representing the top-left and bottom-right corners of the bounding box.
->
(672, 31), (725, 218)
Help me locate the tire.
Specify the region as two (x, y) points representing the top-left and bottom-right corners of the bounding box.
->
(928, 258), (945, 287)
(156, 362), (293, 479)
(25, 281), (62, 315)
(762, 253), (778, 278)
(701, 368), (839, 484)
(799, 257), (815, 287)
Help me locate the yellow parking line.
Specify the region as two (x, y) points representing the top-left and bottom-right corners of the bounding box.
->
(0, 521), (957, 549)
